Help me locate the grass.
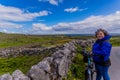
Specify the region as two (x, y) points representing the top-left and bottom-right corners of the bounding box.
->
(63, 53), (85, 80)
(0, 51), (51, 75)
(63, 46), (85, 80)
(69, 53), (85, 80)
(0, 33), (72, 48)
(0, 33), (120, 47)
(110, 36), (120, 46)
(0, 33), (73, 75)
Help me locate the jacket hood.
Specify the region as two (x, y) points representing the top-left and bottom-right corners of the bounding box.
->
(96, 35), (111, 43)
(100, 35), (111, 41)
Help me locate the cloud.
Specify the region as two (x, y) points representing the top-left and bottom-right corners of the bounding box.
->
(3, 29), (8, 33)
(49, 0), (58, 5)
(31, 11), (120, 34)
(79, 8), (88, 11)
(0, 4), (52, 22)
(33, 23), (52, 31)
(64, 7), (79, 13)
(64, 7), (87, 13)
(0, 21), (22, 28)
(39, 0), (63, 5)
(0, 4), (52, 33)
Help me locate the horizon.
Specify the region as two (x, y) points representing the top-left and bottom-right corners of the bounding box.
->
(1, 31), (120, 36)
(0, 0), (120, 34)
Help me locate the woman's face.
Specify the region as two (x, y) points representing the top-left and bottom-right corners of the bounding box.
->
(96, 31), (105, 39)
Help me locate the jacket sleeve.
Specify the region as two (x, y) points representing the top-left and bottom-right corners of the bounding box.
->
(93, 42), (112, 55)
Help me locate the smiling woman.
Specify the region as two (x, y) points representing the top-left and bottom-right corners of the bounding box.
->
(92, 28), (112, 80)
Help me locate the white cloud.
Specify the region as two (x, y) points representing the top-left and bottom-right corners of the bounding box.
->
(3, 29), (8, 33)
(49, 0), (58, 5)
(33, 23), (52, 31)
(0, 4), (52, 33)
(0, 21), (23, 33)
(1, 29), (16, 34)
(39, 0), (63, 5)
(31, 11), (120, 34)
(79, 8), (88, 11)
(0, 21), (22, 28)
(0, 4), (52, 22)
(64, 7), (79, 13)
(64, 7), (87, 13)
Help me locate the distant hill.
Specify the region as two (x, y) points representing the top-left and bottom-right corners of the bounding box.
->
(110, 33), (120, 36)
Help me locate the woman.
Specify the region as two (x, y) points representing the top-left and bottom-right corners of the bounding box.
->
(92, 28), (112, 80)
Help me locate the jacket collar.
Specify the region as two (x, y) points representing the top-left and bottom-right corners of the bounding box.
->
(96, 35), (111, 43)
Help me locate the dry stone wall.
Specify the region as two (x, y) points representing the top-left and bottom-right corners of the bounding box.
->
(0, 46), (61, 58)
(0, 39), (94, 80)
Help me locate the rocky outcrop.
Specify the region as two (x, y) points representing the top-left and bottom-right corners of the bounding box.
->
(0, 39), (94, 80)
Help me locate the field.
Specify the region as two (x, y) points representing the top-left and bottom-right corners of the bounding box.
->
(0, 33), (73, 48)
(110, 36), (120, 46)
(0, 32), (120, 79)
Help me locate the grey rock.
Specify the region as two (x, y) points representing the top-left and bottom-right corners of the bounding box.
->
(12, 70), (30, 80)
(58, 56), (69, 77)
(0, 73), (12, 80)
(28, 65), (50, 80)
(37, 59), (51, 73)
(63, 42), (76, 52)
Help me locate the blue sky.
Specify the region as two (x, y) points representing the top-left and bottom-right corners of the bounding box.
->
(0, 0), (120, 34)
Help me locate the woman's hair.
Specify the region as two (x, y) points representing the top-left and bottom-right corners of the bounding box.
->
(95, 28), (109, 37)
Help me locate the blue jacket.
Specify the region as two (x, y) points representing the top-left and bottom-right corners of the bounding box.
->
(92, 36), (112, 63)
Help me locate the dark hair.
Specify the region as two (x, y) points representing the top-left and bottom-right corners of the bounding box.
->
(95, 28), (109, 37)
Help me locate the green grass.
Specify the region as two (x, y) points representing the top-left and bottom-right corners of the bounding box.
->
(0, 52), (51, 75)
(110, 36), (120, 46)
(0, 33), (73, 75)
(63, 46), (85, 80)
(64, 53), (85, 80)
(0, 33), (72, 48)
(70, 53), (85, 80)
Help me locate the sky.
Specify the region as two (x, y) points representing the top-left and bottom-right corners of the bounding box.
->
(0, 0), (120, 34)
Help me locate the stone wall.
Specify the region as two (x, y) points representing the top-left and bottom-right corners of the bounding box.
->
(0, 46), (61, 58)
(0, 39), (94, 80)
